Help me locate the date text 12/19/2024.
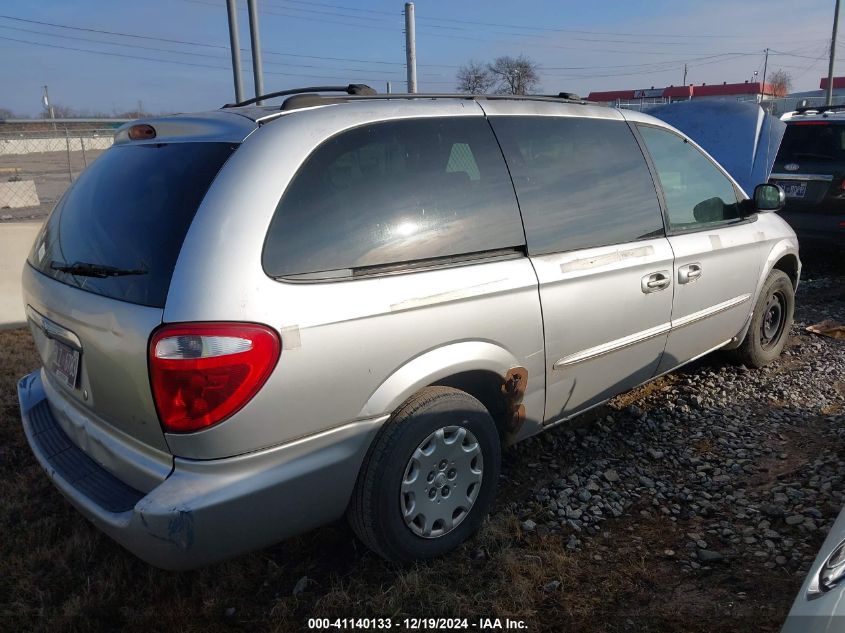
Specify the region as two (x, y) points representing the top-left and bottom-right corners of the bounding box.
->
(307, 617), (529, 630)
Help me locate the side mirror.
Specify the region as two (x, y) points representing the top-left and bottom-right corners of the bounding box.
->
(754, 183), (785, 212)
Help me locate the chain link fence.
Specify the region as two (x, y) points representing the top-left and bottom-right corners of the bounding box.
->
(0, 129), (114, 221)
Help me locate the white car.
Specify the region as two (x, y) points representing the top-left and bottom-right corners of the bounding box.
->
(782, 505), (845, 632)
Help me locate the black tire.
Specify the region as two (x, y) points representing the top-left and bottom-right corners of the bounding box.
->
(348, 386), (501, 563)
(734, 269), (794, 368)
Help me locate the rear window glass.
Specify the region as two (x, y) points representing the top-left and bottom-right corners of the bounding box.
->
(262, 117), (524, 278)
(778, 122), (845, 163)
(28, 142), (236, 308)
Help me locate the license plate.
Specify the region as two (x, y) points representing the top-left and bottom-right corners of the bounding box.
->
(51, 341), (80, 389)
(778, 181), (807, 198)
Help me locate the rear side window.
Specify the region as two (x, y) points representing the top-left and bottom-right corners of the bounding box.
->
(262, 117), (524, 278)
(490, 116), (664, 255)
(28, 142), (236, 308)
(777, 122), (845, 163)
(638, 125), (741, 231)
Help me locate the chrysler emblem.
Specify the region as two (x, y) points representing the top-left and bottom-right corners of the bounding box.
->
(784, 163), (799, 171)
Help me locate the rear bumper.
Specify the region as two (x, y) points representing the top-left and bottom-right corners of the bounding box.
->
(18, 370), (385, 570)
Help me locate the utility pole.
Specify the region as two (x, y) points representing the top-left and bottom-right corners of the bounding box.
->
(827, 0), (841, 105)
(682, 63), (687, 86)
(386, 81), (392, 94)
(42, 85), (55, 130)
(761, 48), (769, 104)
(226, 0), (245, 103)
(246, 0), (265, 104)
(42, 85), (54, 119)
(404, 2), (417, 93)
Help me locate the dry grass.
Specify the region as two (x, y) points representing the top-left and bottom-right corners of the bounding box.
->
(0, 327), (818, 632)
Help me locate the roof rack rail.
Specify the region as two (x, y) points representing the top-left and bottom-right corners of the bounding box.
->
(332, 92), (586, 102)
(222, 83), (376, 108)
(277, 91), (589, 109)
(793, 103), (845, 114)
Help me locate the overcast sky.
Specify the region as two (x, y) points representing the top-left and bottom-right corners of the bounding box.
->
(0, 0), (839, 116)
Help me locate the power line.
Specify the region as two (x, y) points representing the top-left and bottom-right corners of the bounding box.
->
(0, 23), (231, 59)
(0, 11), (831, 93)
(0, 14), (417, 67)
(0, 15), (825, 84)
(183, 1), (815, 59)
(179, 1), (751, 53)
(769, 49), (835, 60)
(0, 13), (718, 80)
(0, 34), (443, 83)
(261, 0), (825, 41)
(249, 1), (403, 27)
(542, 52), (757, 72)
(791, 43), (834, 81)
(0, 22), (446, 76)
(184, 0), (410, 35)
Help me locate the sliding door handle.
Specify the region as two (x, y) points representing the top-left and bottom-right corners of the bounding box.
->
(678, 263), (702, 284)
(642, 270), (671, 293)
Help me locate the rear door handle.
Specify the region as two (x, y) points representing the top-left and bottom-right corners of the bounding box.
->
(642, 270), (671, 293)
(678, 263), (702, 284)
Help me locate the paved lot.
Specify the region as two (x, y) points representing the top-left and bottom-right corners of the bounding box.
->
(0, 247), (842, 632)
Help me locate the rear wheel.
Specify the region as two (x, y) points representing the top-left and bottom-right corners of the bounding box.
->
(348, 386), (501, 562)
(734, 269), (794, 368)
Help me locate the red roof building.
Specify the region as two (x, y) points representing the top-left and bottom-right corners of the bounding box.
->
(819, 76), (845, 90)
(587, 81), (784, 104)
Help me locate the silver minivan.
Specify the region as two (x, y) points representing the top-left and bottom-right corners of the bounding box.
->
(17, 87), (799, 569)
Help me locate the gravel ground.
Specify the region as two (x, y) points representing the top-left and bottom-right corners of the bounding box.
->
(496, 249), (845, 625)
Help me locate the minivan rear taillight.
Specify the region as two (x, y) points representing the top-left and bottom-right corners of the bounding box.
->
(149, 323), (281, 433)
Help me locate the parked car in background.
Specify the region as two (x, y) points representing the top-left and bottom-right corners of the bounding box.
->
(782, 504), (845, 633)
(17, 86), (799, 570)
(770, 105), (845, 245)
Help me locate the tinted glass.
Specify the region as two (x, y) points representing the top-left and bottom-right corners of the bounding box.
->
(490, 116), (664, 255)
(638, 125), (741, 231)
(263, 117), (524, 278)
(28, 142), (236, 308)
(777, 122), (845, 163)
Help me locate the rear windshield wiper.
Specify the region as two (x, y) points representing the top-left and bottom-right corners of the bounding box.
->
(50, 260), (148, 278)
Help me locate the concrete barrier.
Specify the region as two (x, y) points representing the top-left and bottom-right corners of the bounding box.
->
(0, 180), (40, 208)
(0, 222), (42, 327)
(0, 136), (113, 156)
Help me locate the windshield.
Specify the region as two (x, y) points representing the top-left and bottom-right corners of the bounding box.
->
(777, 122), (845, 163)
(28, 142), (236, 308)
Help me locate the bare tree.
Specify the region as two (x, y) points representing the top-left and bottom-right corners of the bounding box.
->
(456, 60), (496, 93)
(488, 55), (540, 95)
(40, 103), (77, 118)
(0, 107), (16, 120)
(768, 69), (792, 96)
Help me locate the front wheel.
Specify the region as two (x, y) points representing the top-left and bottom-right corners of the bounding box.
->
(348, 386), (501, 562)
(734, 269), (795, 368)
